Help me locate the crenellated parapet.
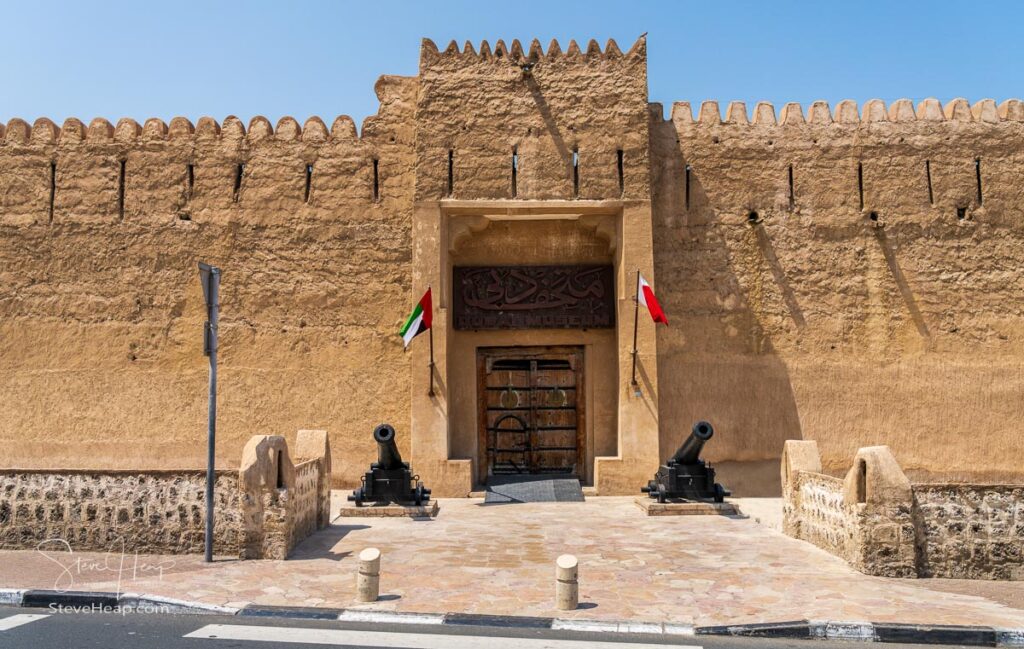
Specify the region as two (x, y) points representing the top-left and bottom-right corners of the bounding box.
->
(415, 36), (650, 201)
(657, 96), (1024, 230)
(669, 97), (1023, 125)
(0, 75), (418, 227)
(0, 113), (411, 148)
(420, 37), (645, 64)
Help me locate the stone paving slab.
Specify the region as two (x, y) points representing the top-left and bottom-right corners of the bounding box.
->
(1, 496), (1022, 628)
(634, 497), (738, 515)
(337, 501), (440, 518)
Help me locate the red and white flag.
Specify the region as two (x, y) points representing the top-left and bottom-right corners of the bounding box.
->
(637, 272), (668, 325)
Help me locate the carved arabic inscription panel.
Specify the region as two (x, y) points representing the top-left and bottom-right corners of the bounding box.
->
(453, 265), (616, 330)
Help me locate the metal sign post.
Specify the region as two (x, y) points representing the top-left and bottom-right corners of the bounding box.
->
(198, 262), (221, 563)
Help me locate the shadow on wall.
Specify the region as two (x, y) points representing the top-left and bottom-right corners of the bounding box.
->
(649, 114), (802, 496)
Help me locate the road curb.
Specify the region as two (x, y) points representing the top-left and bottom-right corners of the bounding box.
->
(0, 589), (25, 606)
(698, 620), (812, 638)
(3, 590), (1023, 644)
(6, 590), (237, 616)
(701, 619), (1024, 646)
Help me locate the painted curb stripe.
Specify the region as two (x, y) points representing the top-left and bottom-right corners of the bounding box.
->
(696, 620), (812, 638)
(0, 589), (25, 606)
(997, 629), (1024, 647)
(873, 622), (997, 646)
(809, 621), (877, 641)
(551, 619), (665, 634)
(338, 610), (445, 625)
(241, 605), (343, 620)
(21, 589), (119, 609)
(663, 623), (697, 636)
(121, 593), (239, 615)
(444, 612), (553, 629)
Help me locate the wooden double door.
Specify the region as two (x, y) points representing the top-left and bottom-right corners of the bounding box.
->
(477, 346), (584, 481)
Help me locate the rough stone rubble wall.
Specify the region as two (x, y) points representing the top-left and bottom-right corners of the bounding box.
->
(0, 470), (244, 555)
(914, 484), (1024, 579)
(783, 441), (1023, 578)
(651, 97), (1024, 483)
(791, 472), (853, 561)
(0, 433), (331, 558)
(292, 459), (320, 542)
(0, 79), (417, 487)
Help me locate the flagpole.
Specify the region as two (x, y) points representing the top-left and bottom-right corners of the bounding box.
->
(631, 268), (640, 389)
(427, 286), (435, 397)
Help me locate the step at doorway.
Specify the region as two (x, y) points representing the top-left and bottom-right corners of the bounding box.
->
(483, 474), (585, 504)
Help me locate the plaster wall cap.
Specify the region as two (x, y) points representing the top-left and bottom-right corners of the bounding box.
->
(294, 429), (331, 475)
(781, 440), (821, 498)
(239, 434), (295, 493)
(842, 445), (912, 506)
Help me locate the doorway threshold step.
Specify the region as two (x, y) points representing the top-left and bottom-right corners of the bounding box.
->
(483, 476), (585, 503)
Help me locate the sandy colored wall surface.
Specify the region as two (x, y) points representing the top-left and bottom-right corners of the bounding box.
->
(651, 98), (1024, 486)
(1, 36), (1022, 492)
(0, 77), (418, 487)
(414, 38), (650, 203)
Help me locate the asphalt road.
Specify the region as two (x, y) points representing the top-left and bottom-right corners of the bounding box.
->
(0, 607), (959, 649)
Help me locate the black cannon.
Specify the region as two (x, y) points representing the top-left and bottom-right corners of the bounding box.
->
(642, 420), (730, 503)
(348, 424), (431, 506)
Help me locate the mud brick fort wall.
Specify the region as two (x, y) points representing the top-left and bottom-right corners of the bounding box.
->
(1, 36), (1023, 492)
(652, 96), (1024, 488)
(0, 81), (416, 486)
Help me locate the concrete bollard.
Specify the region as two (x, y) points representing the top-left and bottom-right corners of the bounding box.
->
(357, 547), (381, 602)
(555, 554), (579, 611)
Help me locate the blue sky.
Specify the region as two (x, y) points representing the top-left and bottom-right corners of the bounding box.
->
(2, 1), (1021, 127)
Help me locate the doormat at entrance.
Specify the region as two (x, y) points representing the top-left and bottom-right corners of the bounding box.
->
(483, 476), (585, 503)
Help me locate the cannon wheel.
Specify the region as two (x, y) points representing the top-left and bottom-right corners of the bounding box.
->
(713, 483), (726, 504)
(656, 483), (668, 504)
(352, 487), (364, 508)
(413, 484), (425, 506)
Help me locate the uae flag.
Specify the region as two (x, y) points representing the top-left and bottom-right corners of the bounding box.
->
(400, 288), (432, 349)
(638, 273), (668, 325)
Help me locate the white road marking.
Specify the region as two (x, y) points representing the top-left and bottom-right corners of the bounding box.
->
(0, 614), (50, 631)
(185, 623), (701, 648)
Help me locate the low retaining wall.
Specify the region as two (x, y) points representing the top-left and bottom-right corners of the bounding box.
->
(783, 441), (1023, 579)
(0, 430), (331, 560)
(0, 469), (245, 555)
(914, 484), (1024, 579)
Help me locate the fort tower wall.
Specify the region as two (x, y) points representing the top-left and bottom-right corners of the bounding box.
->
(1, 37), (1022, 491)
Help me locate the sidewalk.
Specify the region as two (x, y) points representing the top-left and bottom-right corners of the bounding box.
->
(1, 495), (1022, 628)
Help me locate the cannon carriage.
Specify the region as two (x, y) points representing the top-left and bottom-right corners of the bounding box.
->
(348, 424), (431, 506)
(642, 420), (730, 503)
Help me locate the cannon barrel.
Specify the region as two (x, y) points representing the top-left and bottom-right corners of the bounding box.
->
(373, 423), (404, 470)
(669, 420), (714, 465)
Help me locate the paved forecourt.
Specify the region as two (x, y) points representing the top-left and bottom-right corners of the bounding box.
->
(0, 497), (1022, 628)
